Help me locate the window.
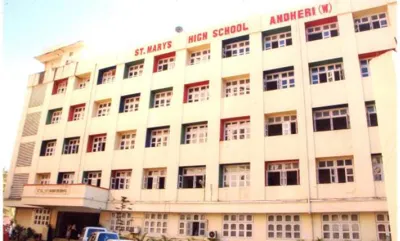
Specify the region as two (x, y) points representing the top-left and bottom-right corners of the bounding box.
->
(354, 13), (388, 32)
(322, 214), (360, 240)
(91, 135), (106, 152)
(266, 161), (299, 186)
(153, 90), (172, 108)
(222, 164), (250, 187)
(264, 68), (295, 91)
(318, 158), (354, 184)
(96, 101), (111, 117)
(118, 131), (136, 150)
(33, 209), (50, 225)
(223, 119), (250, 141)
(44, 141), (56, 156)
(267, 215), (301, 239)
(111, 170), (131, 190)
(50, 110), (62, 124)
(265, 114), (297, 136)
(110, 212), (133, 232)
(83, 171), (102, 187)
(189, 49), (210, 65)
(222, 214), (253, 238)
(184, 123), (208, 144)
(360, 58), (371, 77)
(179, 214), (206, 236)
(52, 79), (68, 95)
(376, 213), (391, 241)
(366, 103), (378, 126)
(179, 166), (206, 189)
(144, 213), (168, 234)
(224, 78), (250, 97)
(314, 107), (350, 131)
(264, 31), (292, 50)
(372, 154), (384, 181)
(306, 22), (339, 41)
(123, 96), (140, 112)
(59, 172), (74, 184)
(310, 63), (344, 84)
(223, 40), (250, 58)
(63, 138), (80, 155)
(150, 128), (169, 147)
(157, 57), (175, 72)
(187, 84), (209, 103)
(143, 169), (166, 190)
(100, 69), (116, 84)
(128, 63), (144, 78)
(36, 173), (50, 184)
(70, 105), (85, 121)
(76, 77), (89, 89)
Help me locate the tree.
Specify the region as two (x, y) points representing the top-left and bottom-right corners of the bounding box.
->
(3, 168), (15, 219)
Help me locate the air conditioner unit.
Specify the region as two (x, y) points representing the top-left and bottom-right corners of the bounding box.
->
(132, 227), (141, 234)
(207, 231), (217, 239)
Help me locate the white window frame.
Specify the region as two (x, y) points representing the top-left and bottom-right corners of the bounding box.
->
(314, 107), (350, 131)
(264, 31), (292, 50)
(360, 58), (371, 78)
(143, 169), (166, 190)
(83, 171), (102, 186)
(144, 213), (168, 234)
(267, 214), (301, 239)
(187, 84), (209, 103)
(150, 128), (169, 147)
(123, 96), (140, 112)
(33, 209), (50, 225)
(322, 213), (360, 240)
(189, 49), (210, 65)
(372, 154), (384, 181)
(354, 13), (388, 32)
(63, 138), (80, 155)
(153, 91), (172, 108)
(306, 22), (339, 41)
(224, 119), (250, 141)
(366, 103), (378, 127)
(110, 212), (133, 232)
(101, 69), (116, 84)
(178, 167), (206, 189)
(376, 213), (391, 241)
(128, 63), (144, 78)
(56, 80), (67, 94)
(265, 114), (297, 136)
(266, 161), (299, 186)
(51, 110), (62, 124)
(118, 131), (136, 150)
(157, 57), (175, 72)
(60, 173), (74, 184)
(45, 141), (56, 156)
(179, 214), (206, 236)
(222, 164), (250, 188)
(77, 78), (89, 89)
(96, 101), (111, 117)
(310, 63), (344, 84)
(37, 173), (50, 185)
(72, 106), (85, 121)
(222, 214), (253, 238)
(317, 159), (354, 184)
(224, 78), (250, 97)
(264, 70), (295, 90)
(184, 124), (208, 144)
(111, 170), (131, 190)
(223, 40), (250, 57)
(92, 135), (106, 152)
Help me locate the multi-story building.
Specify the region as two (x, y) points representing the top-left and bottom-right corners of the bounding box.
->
(4, 0), (397, 240)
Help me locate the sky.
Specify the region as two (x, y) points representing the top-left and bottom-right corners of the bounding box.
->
(1, 0), (318, 170)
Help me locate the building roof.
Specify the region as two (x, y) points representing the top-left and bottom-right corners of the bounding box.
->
(34, 41), (84, 63)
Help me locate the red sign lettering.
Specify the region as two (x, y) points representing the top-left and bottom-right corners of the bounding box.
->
(269, 3), (331, 25)
(134, 41), (172, 56)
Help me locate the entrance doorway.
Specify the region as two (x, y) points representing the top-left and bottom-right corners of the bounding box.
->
(55, 212), (100, 238)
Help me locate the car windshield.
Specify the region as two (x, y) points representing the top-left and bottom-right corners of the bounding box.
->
(98, 233), (118, 241)
(87, 229), (105, 238)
